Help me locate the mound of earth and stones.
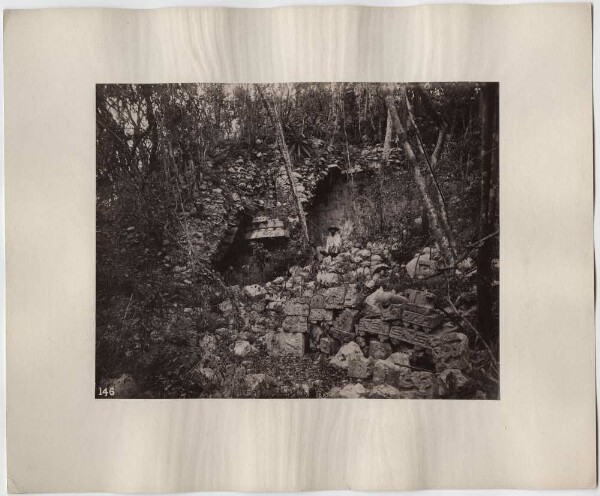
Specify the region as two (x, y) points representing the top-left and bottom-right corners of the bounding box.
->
(202, 240), (491, 399)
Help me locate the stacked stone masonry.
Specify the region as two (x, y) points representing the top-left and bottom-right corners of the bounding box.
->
(235, 240), (473, 398)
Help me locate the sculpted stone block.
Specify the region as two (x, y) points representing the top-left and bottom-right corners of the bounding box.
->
(324, 286), (347, 309)
(356, 319), (390, 338)
(283, 298), (310, 316)
(330, 309), (358, 341)
(309, 308), (334, 322)
(389, 326), (431, 348)
(402, 310), (444, 331)
(319, 336), (341, 356)
(430, 332), (470, 371)
(368, 340), (393, 360)
(347, 355), (372, 379)
(281, 316), (309, 333)
(343, 284), (362, 308)
(267, 331), (306, 357)
(381, 304), (403, 322)
(310, 293), (326, 309)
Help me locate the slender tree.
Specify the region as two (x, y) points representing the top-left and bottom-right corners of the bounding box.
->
(405, 86), (456, 255)
(382, 110), (392, 166)
(383, 84), (455, 265)
(255, 84), (310, 244)
(476, 83), (498, 348)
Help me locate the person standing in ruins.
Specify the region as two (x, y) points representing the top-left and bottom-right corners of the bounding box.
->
(325, 226), (342, 256)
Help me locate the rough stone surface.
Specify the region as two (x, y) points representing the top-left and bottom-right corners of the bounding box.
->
(310, 293), (326, 309)
(309, 323), (325, 350)
(218, 299), (233, 314)
(330, 341), (364, 370)
(234, 340), (258, 357)
(409, 371), (435, 397)
(191, 367), (220, 387)
(283, 298), (310, 317)
(199, 334), (218, 352)
(402, 310), (444, 330)
(367, 384), (403, 399)
(372, 359), (402, 385)
(245, 373), (267, 392)
(282, 315), (309, 333)
(388, 351), (411, 366)
(381, 304), (403, 322)
(317, 271), (341, 286)
(347, 355), (372, 379)
(356, 318), (389, 338)
(330, 309), (358, 340)
(368, 340), (393, 360)
(243, 284), (267, 300)
(431, 332), (470, 371)
(309, 308), (334, 322)
(389, 326), (431, 348)
(267, 332), (306, 357)
(436, 368), (470, 396)
(319, 336), (341, 355)
(109, 374), (139, 398)
(324, 286), (347, 309)
(364, 287), (385, 307)
(266, 300), (283, 312)
(343, 284), (362, 307)
(327, 383), (367, 398)
(406, 251), (439, 279)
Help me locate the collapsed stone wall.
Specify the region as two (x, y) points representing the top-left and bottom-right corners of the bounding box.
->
(230, 239), (476, 399)
(307, 168), (420, 246)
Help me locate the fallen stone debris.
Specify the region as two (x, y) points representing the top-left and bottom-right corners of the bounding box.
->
(198, 239), (491, 399)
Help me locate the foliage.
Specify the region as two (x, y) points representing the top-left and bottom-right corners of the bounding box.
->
(96, 82), (499, 396)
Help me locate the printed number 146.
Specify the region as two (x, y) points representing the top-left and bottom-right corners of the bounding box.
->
(98, 387), (115, 397)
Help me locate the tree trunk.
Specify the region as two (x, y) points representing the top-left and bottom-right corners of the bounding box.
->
(383, 85), (455, 265)
(409, 85), (456, 254)
(382, 110), (392, 166)
(141, 85), (158, 174)
(256, 85), (310, 245)
(476, 83), (498, 348)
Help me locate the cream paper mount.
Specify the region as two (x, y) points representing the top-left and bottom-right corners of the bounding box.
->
(5, 5), (595, 492)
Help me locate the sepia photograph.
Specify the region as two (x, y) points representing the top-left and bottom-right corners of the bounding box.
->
(96, 82), (499, 399)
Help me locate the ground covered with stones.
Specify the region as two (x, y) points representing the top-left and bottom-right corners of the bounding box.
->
(101, 238), (498, 400)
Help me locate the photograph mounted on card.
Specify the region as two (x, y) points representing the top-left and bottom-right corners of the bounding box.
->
(96, 82), (499, 400)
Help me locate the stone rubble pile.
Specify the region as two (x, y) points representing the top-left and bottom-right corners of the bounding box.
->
(220, 240), (475, 398)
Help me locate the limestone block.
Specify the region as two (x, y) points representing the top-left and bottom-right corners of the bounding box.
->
(331, 309), (358, 341)
(430, 332), (470, 371)
(267, 332), (306, 357)
(326, 383), (367, 398)
(283, 298), (310, 316)
(310, 293), (326, 309)
(218, 299), (233, 314)
(389, 326), (432, 348)
(356, 319), (390, 338)
(282, 316), (309, 333)
(324, 286), (347, 309)
(319, 336), (341, 356)
(369, 340), (393, 360)
(381, 303), (403, 322)
(330, 341), (364, 370)
(243, 284), (266, 300)
(367, 384), (403, 399)
(372, 359), (402, 385)
(343, 284), (362, 308)
(234, 340), (258, 357)
(347, 355), (372, 379)
(402, 309), (444, 330)
(317, 271), (341, 286)
(309, 308), (334, 323)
